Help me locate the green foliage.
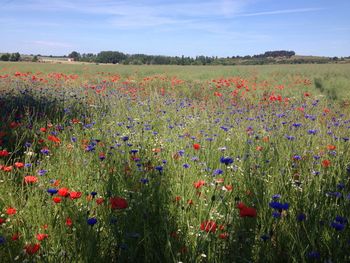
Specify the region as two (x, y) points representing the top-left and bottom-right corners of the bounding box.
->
(0, 64), (350, 262)
(0, 53), (10, 61)
(96, 51), (127, 64)
(32, 55), (38, 62)
(68, 51), (81, 61)
(9, 52), (21, 61)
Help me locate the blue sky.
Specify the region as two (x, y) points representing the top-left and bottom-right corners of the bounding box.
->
(0, 0), (349, 57)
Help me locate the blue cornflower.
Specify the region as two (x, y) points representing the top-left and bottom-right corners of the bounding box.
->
(91, 192), (97, 198)
(335, 216), (347, 224)
(272, 211), (281, 218)
(297, 213), (306, 222)
(122, 136), (129, 141)
(346, 166), (350, 175)
(85, 145), (95, 152)
(0, 236), (5, 245)
(38, 169), (48, 176)
(269, 201), (289, 210)
(260, 234), (270, 241)
(213, 169), (223, 176)
(178, 150), (185, 156)
(24, 142), (32, 147)
(155, 166), (163, 172)
(337, 183), (345, 190)
(183, 163), (190, 169)
(40, 149), (50, 155)
(47, 188), (58, 195)
(140, 178), (149, 184)
(71, 137), (77, 143)
(272, 194), (281, 200)
(220, 157), (233, 165)
(326, 192), (342, 198)
(87, 218), (97, 226)
(308, 129), (317, 135)
(331, 221), (345, 231)
(307, 251), (320, 260)
(285, 135), (295, 141)
(293, 155), (302, 160)
(292, 123), (302, 127)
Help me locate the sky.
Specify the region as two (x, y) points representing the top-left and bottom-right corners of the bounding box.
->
(0, 0), (349, 57)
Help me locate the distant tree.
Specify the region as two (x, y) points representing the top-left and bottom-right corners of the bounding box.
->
(96, 51), (127, 64)
(32, 55), (38, 62)
(68, 51), (81, 61)
(0, 53), (10, 61)
(9, 52), (21, 61)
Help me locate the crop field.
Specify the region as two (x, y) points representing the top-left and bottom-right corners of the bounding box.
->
(1, 62), (350, 262)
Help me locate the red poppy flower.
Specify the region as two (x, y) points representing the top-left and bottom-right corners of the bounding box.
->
(322, 159), (331, 168)
(0, 150), (9, 157)
(36, 233), (48, 241)
(24, 176), (38, 184)
(239, 207), (257, 218)
(96, 198), (104, 205)
(25, 243), (41, 255)
(58, 187), (69, 197)
(236, 202), (246, 210)
(224, 185), (233, 191)
(327, 145), (336, 150)
(53, 197), (61, 203)
(6, 207), (17, 215)
(48, 135), (61, 144)
(219, 232), (229, 239)
(193, 143), (201, 150)
(11, 233), (20, 241)
(0, 218), (5, 225)
(14, 162), (24, 168)
(193, 180), (206, 189)
(10, 122), (20, 129)
(70, 191), (82, 200)
(200, 220), (217, 233)
(175, 196), (181, 202)
(3, 165), (13, 172)
(66, 217), (73, 227)
(110, 197), (128, 209)
(40, 127), (47, 132)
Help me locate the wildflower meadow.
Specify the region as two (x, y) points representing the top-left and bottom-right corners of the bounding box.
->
(0, 62), (350, 262)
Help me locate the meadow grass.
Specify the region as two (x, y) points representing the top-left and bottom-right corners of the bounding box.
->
(0, 62), (350, 262)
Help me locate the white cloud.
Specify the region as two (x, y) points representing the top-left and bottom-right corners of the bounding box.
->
(235, 7), (324, 17)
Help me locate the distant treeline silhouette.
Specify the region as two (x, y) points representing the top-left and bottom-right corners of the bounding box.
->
(1, 50), (348, 65)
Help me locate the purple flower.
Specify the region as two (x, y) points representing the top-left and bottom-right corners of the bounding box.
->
(308, 129), (317, 135)
(38, 169), (48, 176)
(213, 169), (223, 176)
(40, 149), (50, 155)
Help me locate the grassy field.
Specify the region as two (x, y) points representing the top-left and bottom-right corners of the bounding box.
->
(1, 62), (350, 262)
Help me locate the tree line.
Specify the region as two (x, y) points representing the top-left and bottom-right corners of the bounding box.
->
(68, 50), (299, 65)
(1, 50), (348, 65)
(0, 52), (21, 61)
(67, 50), (348, 65)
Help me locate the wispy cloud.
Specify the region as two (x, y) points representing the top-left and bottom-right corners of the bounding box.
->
(235, 7), (323, 17)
